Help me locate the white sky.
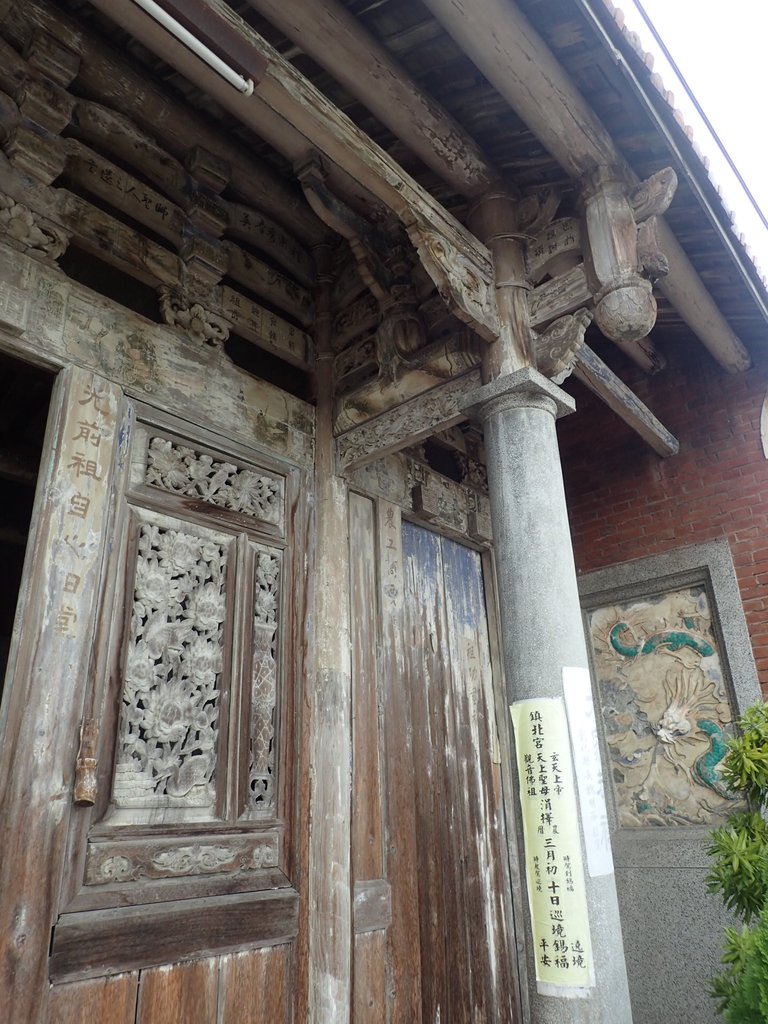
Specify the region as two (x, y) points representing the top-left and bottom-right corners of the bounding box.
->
(626, 0), (768, 279)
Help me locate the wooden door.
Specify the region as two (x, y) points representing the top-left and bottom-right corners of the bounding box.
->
(0, 367), (304, 1024)
(350, 496), (521, 1023)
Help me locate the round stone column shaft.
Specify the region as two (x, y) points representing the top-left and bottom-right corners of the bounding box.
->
(467, 367), (633, 1024)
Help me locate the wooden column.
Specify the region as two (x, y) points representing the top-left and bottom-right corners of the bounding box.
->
(304, 244), (353, 1022)
(467, 188), (534, 380)
(0, 367), (128, 1023)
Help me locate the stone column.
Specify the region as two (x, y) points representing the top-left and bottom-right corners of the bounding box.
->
(465, 365), (633, 1023)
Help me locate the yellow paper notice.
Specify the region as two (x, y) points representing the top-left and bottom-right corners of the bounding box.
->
(510, 698), (594, 992)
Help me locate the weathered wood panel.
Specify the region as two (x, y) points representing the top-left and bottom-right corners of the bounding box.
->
(49, 890), (299, 981)
(217, 946), (289, 1024)
(352, 932), (388, 1024)
(349, 492), (388, 1021)
(402, 524), (462, 1019)
(349, 493), (384, 881)
(300, 248), (352, 1022)
(396, 523), (521, 1022)
(48, 973), (139, 1024)
(353, 879), (392, 935)
(137, 959), (218, 1024)
(442, 538), (521, 1021)
(0, 368), (127, 1024)
(376, 500), (422, 1022)
(0, 244), (314, 467)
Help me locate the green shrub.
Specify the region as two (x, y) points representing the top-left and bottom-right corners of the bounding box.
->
(706, 702), (768, 1021)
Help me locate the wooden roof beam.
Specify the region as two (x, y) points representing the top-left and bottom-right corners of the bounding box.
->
(243, 0), (501, 199)
(419, 0), (752, 374)
(4, 0), (328, 244)
(82, 0), (498, 329)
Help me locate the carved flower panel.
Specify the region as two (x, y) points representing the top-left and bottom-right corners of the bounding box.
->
(112, 515), (231, 819)
(243, 544), (282, 819)
(587, 585), (745, 827)
(145, 435), (284, 527)
(85, 835), (279, 885)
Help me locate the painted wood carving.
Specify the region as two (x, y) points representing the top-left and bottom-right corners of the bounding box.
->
(587, 585), (745, 827)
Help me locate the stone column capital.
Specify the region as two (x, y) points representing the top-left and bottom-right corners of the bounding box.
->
(462, 366), (576, 424)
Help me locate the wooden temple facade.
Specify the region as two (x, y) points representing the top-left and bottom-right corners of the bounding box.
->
(1, 1), (767, 1022)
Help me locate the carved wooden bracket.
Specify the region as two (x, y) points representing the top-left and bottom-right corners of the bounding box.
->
(534, 308), (593, 383)
(0, 191), (68, 262)
(296, 155), (390, 299)
(159, 286), (229, 346)
(518, 186), (562, 237)
(581, 166), (677, 344)
(402, 211), (500, 343)
(297, 155), (430, 379)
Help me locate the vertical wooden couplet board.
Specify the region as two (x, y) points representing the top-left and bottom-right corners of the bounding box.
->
(349, 496), (521, 1022)
(0, 367), (128, 1024)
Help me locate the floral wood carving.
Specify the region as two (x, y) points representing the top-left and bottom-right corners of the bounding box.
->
(146, 436), (283, 526)
(245, 546), (282, 817)
(112, 519), (229, 816)
(0, 192), (68, 260)
(158, 286), (229, 346)
(86, 836), (278, 884)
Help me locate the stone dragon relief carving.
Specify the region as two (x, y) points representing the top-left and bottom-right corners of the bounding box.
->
(85, 836), (279, 884)
(146, 436), (284, 526)
(245, 545), (282, 818)
(111, 518), (230, 817)
(0, 191), (68, 261)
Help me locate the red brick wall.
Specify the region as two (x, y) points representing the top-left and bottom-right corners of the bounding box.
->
(559, 336), (768, 695)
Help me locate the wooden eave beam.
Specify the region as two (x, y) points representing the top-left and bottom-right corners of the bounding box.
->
(419, 0), (752, 374)
(336, 346), (678, 471)
(82, 0), (495, 290)
(243, 0), (500, 199)
(7, 0), (328, 245)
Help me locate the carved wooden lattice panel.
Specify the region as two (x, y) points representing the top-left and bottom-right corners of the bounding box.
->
(244, 544), (282, 818)
(145, 435), (284, 526)
(112, 513), (232, 819)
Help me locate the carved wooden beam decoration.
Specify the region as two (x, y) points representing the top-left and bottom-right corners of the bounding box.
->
(335, 332), (479, 433)
(337, 370), (482, 472)
(535, 309), (593, 382)
(402, 211), (499, 343)
(525, 218), (582, 284)
(296, 155), (390, 302)
(336, 325), (678, 469)
(581, 168), (660, 345)
(419, 0), (752, 373)
(6, 0), (328, 244)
